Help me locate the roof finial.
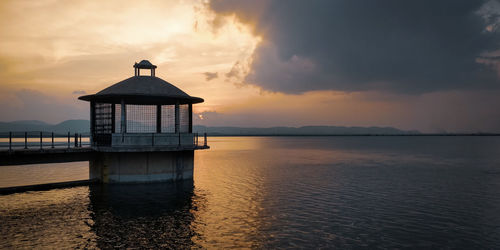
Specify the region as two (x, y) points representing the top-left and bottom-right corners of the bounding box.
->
(133, 60), (157, 77)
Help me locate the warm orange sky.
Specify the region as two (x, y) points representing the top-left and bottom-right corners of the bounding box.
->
(1, 0), (500, 132)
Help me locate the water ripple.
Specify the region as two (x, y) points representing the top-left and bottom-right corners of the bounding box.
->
(1, 136), (500, 248)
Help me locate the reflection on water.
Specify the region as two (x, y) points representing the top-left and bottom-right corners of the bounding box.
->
(0, 187), (94, 248)
(1, 136), (500, 248)
(89, 181), (197, 249)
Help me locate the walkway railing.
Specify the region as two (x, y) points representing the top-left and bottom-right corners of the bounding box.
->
(110, 132), (208, 148)
(194, 133), (208, 147)
(0, 132), (90, 151)
(0, 131), (208, 151)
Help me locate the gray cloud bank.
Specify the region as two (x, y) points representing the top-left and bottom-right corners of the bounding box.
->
(211, 0), (500, 94)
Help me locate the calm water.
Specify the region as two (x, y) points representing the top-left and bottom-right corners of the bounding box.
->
(1, 136), (500, 248)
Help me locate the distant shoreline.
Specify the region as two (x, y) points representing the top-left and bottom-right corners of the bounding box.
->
(203, 133), (500, 137)
(1, 133), (500, 138)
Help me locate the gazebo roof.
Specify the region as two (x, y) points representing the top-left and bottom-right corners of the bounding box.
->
(79, 62), (203, 105)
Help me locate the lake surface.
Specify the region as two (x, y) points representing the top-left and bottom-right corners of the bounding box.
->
(1, 136), (500, 248)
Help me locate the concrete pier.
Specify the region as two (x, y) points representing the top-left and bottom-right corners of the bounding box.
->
(89, 151), (194, 183)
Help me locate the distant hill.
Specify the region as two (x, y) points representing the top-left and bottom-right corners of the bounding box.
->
(51, 120), (90, 133)
(193, 125), (420, 135)
(0, 120), (89, 134)
(0, 120), (420, 135)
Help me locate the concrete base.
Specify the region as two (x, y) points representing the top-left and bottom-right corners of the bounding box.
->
(89, 150), (194, 183)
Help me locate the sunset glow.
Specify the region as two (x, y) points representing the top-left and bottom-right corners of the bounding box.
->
(1, 0), (500, 132)
(2, 2), (500, 249)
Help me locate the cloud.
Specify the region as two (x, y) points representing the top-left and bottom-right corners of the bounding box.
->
(203, 72), (218, 81)
(225, 61), (246, 80)
(210, 0), (500, 94)
(72, 90), (87, 95)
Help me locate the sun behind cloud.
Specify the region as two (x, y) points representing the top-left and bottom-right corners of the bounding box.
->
(0, 0), (260, 122)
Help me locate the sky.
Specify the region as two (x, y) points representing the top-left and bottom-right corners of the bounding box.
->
(1, 0), (500, 133)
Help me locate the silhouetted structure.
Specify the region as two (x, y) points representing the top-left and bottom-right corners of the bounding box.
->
(78, 60), (208, 183)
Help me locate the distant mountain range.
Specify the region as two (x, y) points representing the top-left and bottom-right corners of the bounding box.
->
(193, 125), (420, 135)
(0, 120), (420, 135)
(0, 120), (90, 134)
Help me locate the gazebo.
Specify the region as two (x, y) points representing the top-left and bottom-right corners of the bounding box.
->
(78, 60), (208, 183)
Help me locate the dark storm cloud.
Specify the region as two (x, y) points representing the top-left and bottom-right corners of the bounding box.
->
(211, 0), (500, 94)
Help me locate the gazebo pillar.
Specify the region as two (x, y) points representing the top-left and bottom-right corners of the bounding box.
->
(175, 102), (180, 133)
(188, 103), (192, 133)
(121, 99), (126, 133)
(111, 103), (116, 133)
(156, 105), (161, 133)
(90, 101), (95, 145)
